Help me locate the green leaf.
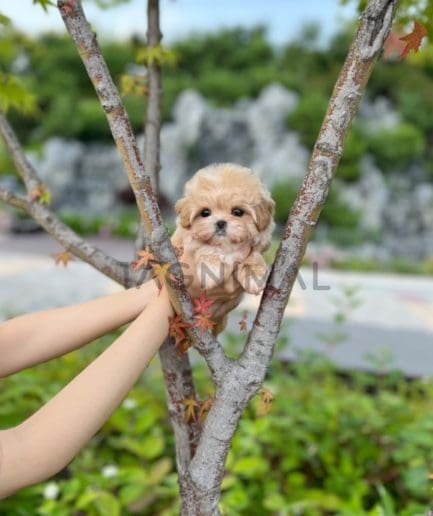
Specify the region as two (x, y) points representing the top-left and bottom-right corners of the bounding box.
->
(0, 13), (11, 26)
(136, 45), (178, 67)
(76, 489), (121, 516)
(32, 0), (55, 12)
(0, 73), (38, 115)
(231, 456), (268, 478)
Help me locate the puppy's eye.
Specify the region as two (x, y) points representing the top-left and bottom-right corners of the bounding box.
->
(200, 208), (211, 217)
(232, 207), (244, 217)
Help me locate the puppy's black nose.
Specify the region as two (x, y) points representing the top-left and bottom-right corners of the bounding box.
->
(216, 220), (227, 230)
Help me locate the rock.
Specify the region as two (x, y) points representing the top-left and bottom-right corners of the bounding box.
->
(339, 156), (389, 233)
(359, 96), (400, 131)
(172, 90), (208, 146)
(30, 138), (129, 214)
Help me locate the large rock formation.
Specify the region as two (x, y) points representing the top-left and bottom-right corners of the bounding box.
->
(4, 83), (432, 261)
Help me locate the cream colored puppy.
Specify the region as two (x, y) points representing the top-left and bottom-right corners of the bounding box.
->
(172, 163), (275, 331)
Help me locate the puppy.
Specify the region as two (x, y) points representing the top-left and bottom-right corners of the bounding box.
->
(172, 163), (275, 333)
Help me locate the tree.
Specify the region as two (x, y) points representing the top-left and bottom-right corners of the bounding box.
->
(0, 0), (411, 513)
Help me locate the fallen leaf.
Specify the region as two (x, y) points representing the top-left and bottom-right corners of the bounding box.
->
(180, 398), (200, 423)
(52, 251), (74, 267)
(399, 21), (428, 59)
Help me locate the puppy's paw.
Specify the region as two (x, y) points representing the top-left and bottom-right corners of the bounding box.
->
(236, 262), (268, 295)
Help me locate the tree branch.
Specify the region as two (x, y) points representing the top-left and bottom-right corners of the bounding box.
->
(144, 0), (201, 478)
(0, 185), (137, 287)
(242, 0), (398, 375)
(184, 0), (398, 513)
(0, 187), (29, 211)
(144, 0), (162, 194)
(0, 115), (138, 286)
(57, 0), (230, 382)
(0, 111), (41, 194)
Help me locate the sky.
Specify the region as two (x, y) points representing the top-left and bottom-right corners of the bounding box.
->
(1, 0), (358, 45)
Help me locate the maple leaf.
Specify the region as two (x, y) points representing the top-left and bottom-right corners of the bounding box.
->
(52, 251), (74, 267)
(256, 387), (274, 416)
(265, 286), (282, 300)
(151, 262), (173, 290)
(399, 21), (428, 59)
(30, 184), (52, 205)
(193, 292), (214, 317)
(199, 398), (213, 423)
(168, 314), (192, 352)
(180, 398), (200, 423)
(132, 247), (155, 271)
(194, 313), (216, 334)
(238, 311), (248, 332)
(382, 31), (406, 60)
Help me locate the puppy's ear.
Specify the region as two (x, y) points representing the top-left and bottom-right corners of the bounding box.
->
(253, 193), (275, 232)
(175, 197), (194, 228)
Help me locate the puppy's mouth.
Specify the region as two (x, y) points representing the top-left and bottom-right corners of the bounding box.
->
(214, 227), (227, 237)
(214, 220), (228, 238)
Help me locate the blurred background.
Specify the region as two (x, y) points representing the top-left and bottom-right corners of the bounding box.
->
(2, 1), (433, 514)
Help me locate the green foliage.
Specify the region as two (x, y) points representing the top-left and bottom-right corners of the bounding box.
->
(366, 123), (426, 172)
(272, 181), (360, 232)
(2, 330), (433, 515)
(338, 126), (368, 181)
(136, 45), (178, 67)
(59, 209), (139, 239)
(287, 92), (329, 148)
(32, 0), (55, 12)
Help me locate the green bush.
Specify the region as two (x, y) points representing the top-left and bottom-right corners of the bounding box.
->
(338, 126), (368, 182)
(286, 92), (329, 148)
(367, 123), (426, 172)
(59, 210), (138, 239)
(1, 329), (433, 515)
(271, 181), (360, 232)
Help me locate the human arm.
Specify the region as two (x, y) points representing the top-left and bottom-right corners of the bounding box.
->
(0, 287), (173, 499)
(0, 280), (158, 378)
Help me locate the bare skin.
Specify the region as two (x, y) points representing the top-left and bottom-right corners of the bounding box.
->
(0, 281), (172, 499)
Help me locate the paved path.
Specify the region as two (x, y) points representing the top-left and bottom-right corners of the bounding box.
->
(1, 233), (433, 376)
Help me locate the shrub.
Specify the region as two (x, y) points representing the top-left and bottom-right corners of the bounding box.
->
(338, 126), (368, 182)
(286, 92), (329, 148)
(271, 181), (360, 232)
(367, 123), (426, 172)
(2, 331), (433, 515)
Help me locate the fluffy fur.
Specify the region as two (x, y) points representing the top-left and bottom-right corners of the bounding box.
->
(172, 163), (275, 333)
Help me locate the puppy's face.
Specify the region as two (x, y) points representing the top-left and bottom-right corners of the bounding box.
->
(175, 164), (275, 250)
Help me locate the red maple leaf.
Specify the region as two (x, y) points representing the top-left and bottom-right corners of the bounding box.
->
(193, 313), (216, 334)
(382, 31), (406, 60)
(193, 292), (214, 316)
(168, 314), (192, 352)
(399, 21), (428, 59)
